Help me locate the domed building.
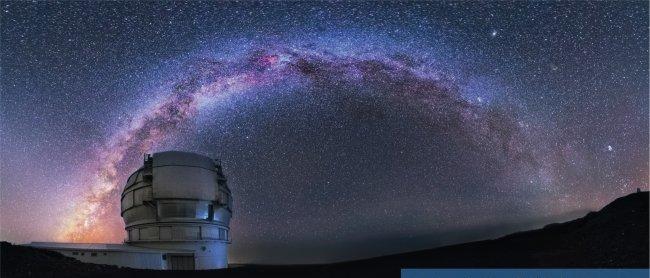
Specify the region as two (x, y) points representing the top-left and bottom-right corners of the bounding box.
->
(28, 151), (233, 270)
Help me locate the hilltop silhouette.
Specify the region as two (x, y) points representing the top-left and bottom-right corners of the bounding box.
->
(2, 192), (648, 278)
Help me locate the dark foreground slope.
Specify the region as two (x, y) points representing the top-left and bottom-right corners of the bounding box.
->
(2, 192), (648, 278)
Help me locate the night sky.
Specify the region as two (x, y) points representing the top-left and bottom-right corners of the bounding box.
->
(1, 1), (648, 264)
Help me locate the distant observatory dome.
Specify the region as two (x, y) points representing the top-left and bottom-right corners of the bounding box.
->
(120, 151), (232, 269)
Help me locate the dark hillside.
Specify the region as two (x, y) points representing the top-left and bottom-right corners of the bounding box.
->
(353, 191), (648, 269)
(2, 192), (647, 278)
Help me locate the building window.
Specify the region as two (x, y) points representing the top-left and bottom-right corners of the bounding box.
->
(103, 253), (107, 256)
(91, 253), (97, 257)
(171, 226), (200, 240)
(72, 252), (78, 255)
(196, 204), (209, 220)
(158, 202), (197, 218)
(207, 205), (214, 220)
(201, 227), (220, 239)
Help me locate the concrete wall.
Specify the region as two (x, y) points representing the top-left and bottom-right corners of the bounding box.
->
(130, 241), (228, 269)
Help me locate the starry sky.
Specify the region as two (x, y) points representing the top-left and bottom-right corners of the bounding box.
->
(0, 1), (648, 264)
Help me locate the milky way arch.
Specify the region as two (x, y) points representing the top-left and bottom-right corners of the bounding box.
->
(59, 43), (537, 242)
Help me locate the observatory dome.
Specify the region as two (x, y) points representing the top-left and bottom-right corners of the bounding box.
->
(120, 151), (232, 269)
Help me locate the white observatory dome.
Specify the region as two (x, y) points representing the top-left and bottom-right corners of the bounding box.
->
(120, 151), (232, 269)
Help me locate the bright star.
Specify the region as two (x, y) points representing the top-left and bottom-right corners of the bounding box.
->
(607, 145), (613, 151)
(491, 30), (498, 37)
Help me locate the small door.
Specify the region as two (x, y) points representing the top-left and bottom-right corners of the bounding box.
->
(169, 254), (195, 270)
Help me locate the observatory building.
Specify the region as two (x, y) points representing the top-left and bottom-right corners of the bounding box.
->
(27, 151), (233, 270)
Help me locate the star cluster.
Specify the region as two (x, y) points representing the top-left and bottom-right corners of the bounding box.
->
(1, 1), (647, 264)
